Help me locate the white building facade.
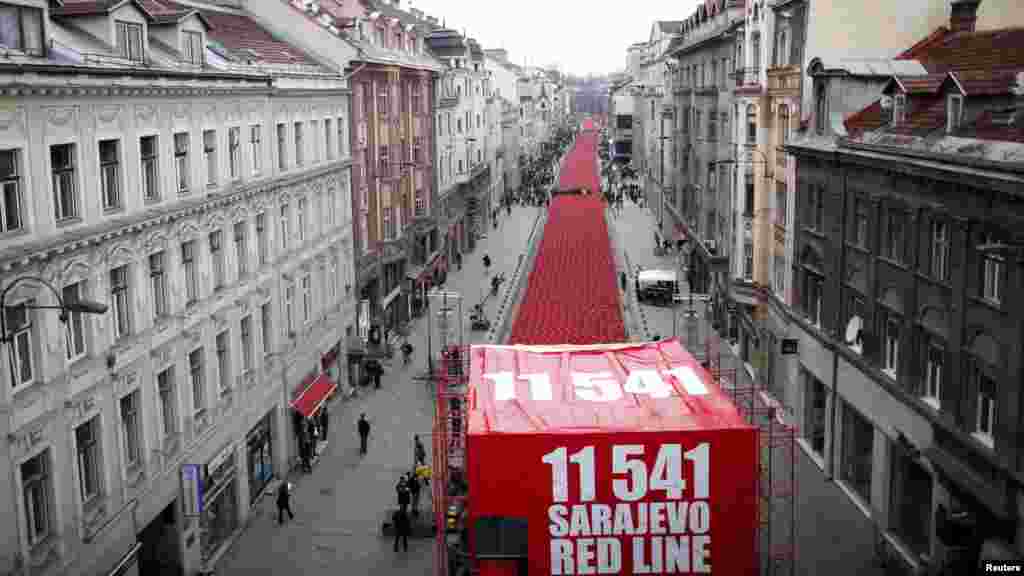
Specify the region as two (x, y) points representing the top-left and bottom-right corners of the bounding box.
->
(0, 3), (354, 576)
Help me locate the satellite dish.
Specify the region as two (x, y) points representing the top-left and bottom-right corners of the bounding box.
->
(845, 316), (862, 345)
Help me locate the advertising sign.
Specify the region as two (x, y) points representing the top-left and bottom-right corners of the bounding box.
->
(467, 341), (758, 575)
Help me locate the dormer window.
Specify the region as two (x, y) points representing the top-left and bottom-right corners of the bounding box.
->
(815, 83), (828, 135)
(0, 4), (44, 56)
(183, 31), (203, 65)
(116, 21), (144, 62)
(893, 94), (906, 124)
(947, 94), (963, 133)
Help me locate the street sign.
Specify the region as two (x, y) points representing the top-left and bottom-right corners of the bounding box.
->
(181, 464), (203, 517)
(781, 338), (799, 355)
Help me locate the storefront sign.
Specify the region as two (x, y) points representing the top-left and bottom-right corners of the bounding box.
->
(181, 464), (203, 517)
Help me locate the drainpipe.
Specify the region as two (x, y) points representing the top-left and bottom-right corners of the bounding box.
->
(825, 150), (845, 483)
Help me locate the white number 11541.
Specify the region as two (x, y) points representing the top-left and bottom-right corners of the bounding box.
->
(483, 367), (709, 403)
(541, 443), (710, 503)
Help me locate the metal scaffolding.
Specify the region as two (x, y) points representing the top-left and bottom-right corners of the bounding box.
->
(433, 344), (471, 576)
(706, 330), (798, 576)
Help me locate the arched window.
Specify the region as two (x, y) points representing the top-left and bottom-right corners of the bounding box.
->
(815, 84), (828, 135)
(746, 105), (757, 144)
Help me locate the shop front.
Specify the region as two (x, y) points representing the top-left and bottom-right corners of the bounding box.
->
(201, 443), (239, 563)
(321, 342), (343, 384)
(290, 372), (338, 468)
(246, 411), (274, 506)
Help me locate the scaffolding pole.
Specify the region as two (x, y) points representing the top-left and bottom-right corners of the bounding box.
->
(434, 344), (471, 576)
(706, 330), (798, 576)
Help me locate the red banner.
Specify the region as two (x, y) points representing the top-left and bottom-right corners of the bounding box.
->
(467, 341), (758, 575)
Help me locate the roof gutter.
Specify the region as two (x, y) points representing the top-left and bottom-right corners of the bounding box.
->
(839, 138), (1024, 177)
(0, 61), (270, 83)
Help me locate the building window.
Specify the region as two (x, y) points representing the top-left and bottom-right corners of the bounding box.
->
(110, 265), (132, 339)
(0, 5), (44, 56)
(157, 367), (177, 439)
(980, 233), (1002, 304)
(202, 129), (217, 187)
(324, 118), (333, 161)
(845, 292), (865, 353)
(255, 212), (267, 265)
(260, 301), (272, 357)
(931, 220), (948, 281)
(412, 84), (421, 115)
(815, 85), (828, 135)
(851, 197), (868, 248)
(775, 182), (787, 227)
(414, 137), (423, 164)
(975, 368), (996, 446)
(774, 28), (789, 67)
(75, 416), (102, 502)
(378, 87), (389, 118)
(5, 300), (34, 385)
(379, 145), (389, 175)
(743, 242), (753, 280)
(297, 197), (306, 243)
(228, 127), (240, 180)
(0, 149), (22, 232)
(284, 282), (295, 334)
(233, 221), (247, 279)
(134, 136), (159, 203)
(383, 205), (394, 240)
(183, 30), (203, 65)
(51, 143), (78, 221)
(182, 240), (198, 305)
(120, 390), (141, 468)
(947, 94), (963, 133)
(893, 94), (906, 125)
(301, 273), (312, 324)
(746, 105), (757, 145)
(779, 106), (791, 145)
(174, 133), (189, 194)
(415, 188), (425, 216)
(21, 449), (52, 546)
(923, 338), (943, 408)
(744, 181), (754, 217)
(708, 112), (717, 140)
(279, 203), (290, 251)
(216, 330), (230, 394)
(98, 139), (121, 210)
(805, 183), (824, 231)
(189, 348), (205, 417)
(249, 125), (262, 175)
(841, 404), (874, 504)
(310, 120), (319, 163)
(62, 281), (87, 361)
(889, 446), (933, 557)
(276, 123), (287, 171)
(240, 315), (253, 372)
(149, 251), (167, 319)
(803, 272), (823, 326)
(885, 210), (903, 262)
(804, 370), (827, 457)
(774, 256), (785, 295)
(882, 312), (900, 379)
(116, 21), (144, 62)
(209, 231), (224, 290)
(336, 117), (345, 158)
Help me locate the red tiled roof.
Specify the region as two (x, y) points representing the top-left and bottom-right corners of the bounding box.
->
(844, 99), (885, 137)
(894, 73), (946, 94)
(200, 9), (318, 65)
(949, 69), (1020, 96)
(52, 0), (143, 17)
(896, 26), (950, 60)
(916, 27), (1024, 73)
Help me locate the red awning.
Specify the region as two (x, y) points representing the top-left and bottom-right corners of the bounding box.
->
(290, 374), (337, 418)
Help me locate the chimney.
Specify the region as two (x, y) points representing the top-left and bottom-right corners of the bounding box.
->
(950, 0), (981, 34)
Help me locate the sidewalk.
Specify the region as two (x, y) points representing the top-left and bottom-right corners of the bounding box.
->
(215, 204), (544, 576)
(609, 198), (881, 576)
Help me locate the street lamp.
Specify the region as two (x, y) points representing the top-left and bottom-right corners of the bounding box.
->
(0, 276), (108, 385)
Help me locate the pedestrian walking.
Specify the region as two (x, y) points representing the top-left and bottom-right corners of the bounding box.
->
(358, 413), (371, 456)
(319, 406), (329, 439)
(276, 481), (295, 525)
(414, 435), (427, 467)
(408, 473), (422, 517)
(300, 436), (313, 473)
(392, 507), (411, 553)
(396, 476), (411, 511)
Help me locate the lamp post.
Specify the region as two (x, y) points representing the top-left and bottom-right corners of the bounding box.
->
(0, 276), (108, 385)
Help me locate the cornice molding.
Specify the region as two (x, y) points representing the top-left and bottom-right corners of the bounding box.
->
(0, 84), (272, 98)
(1, 159), (354, 273)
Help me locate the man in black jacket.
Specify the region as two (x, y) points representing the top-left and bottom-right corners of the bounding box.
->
(358, 413), (371, 455)
(276, 481), (294, 525)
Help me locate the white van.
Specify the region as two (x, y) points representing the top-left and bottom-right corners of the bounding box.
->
(636, 270), (679, 305)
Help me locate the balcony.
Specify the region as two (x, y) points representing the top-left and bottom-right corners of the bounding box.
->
(767, 65), (801, 96)
(731, 67), (762, 91)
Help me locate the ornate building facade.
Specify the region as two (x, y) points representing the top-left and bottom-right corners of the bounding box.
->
(0, 1), (354, 575)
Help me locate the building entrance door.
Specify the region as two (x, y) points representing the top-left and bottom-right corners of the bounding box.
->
(137, 500), (182, 576)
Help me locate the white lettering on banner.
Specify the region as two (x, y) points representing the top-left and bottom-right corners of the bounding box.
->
(544, 444), (714, 574)
(481, 366), (709, 402)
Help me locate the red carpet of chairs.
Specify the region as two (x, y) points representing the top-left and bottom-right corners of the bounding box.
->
(509, 196), (625, 345)
(557, 119), (601, 194)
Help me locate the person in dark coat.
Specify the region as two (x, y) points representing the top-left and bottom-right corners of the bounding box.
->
(358, 413), (371, 455)
(300, 435), (312, 473)
(276, 481), (295, 525)
(393, 507), (411, 553)
(319, 406), (329, 439)
(408, 473), (421, 517)
(414, 435), (427, 467)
